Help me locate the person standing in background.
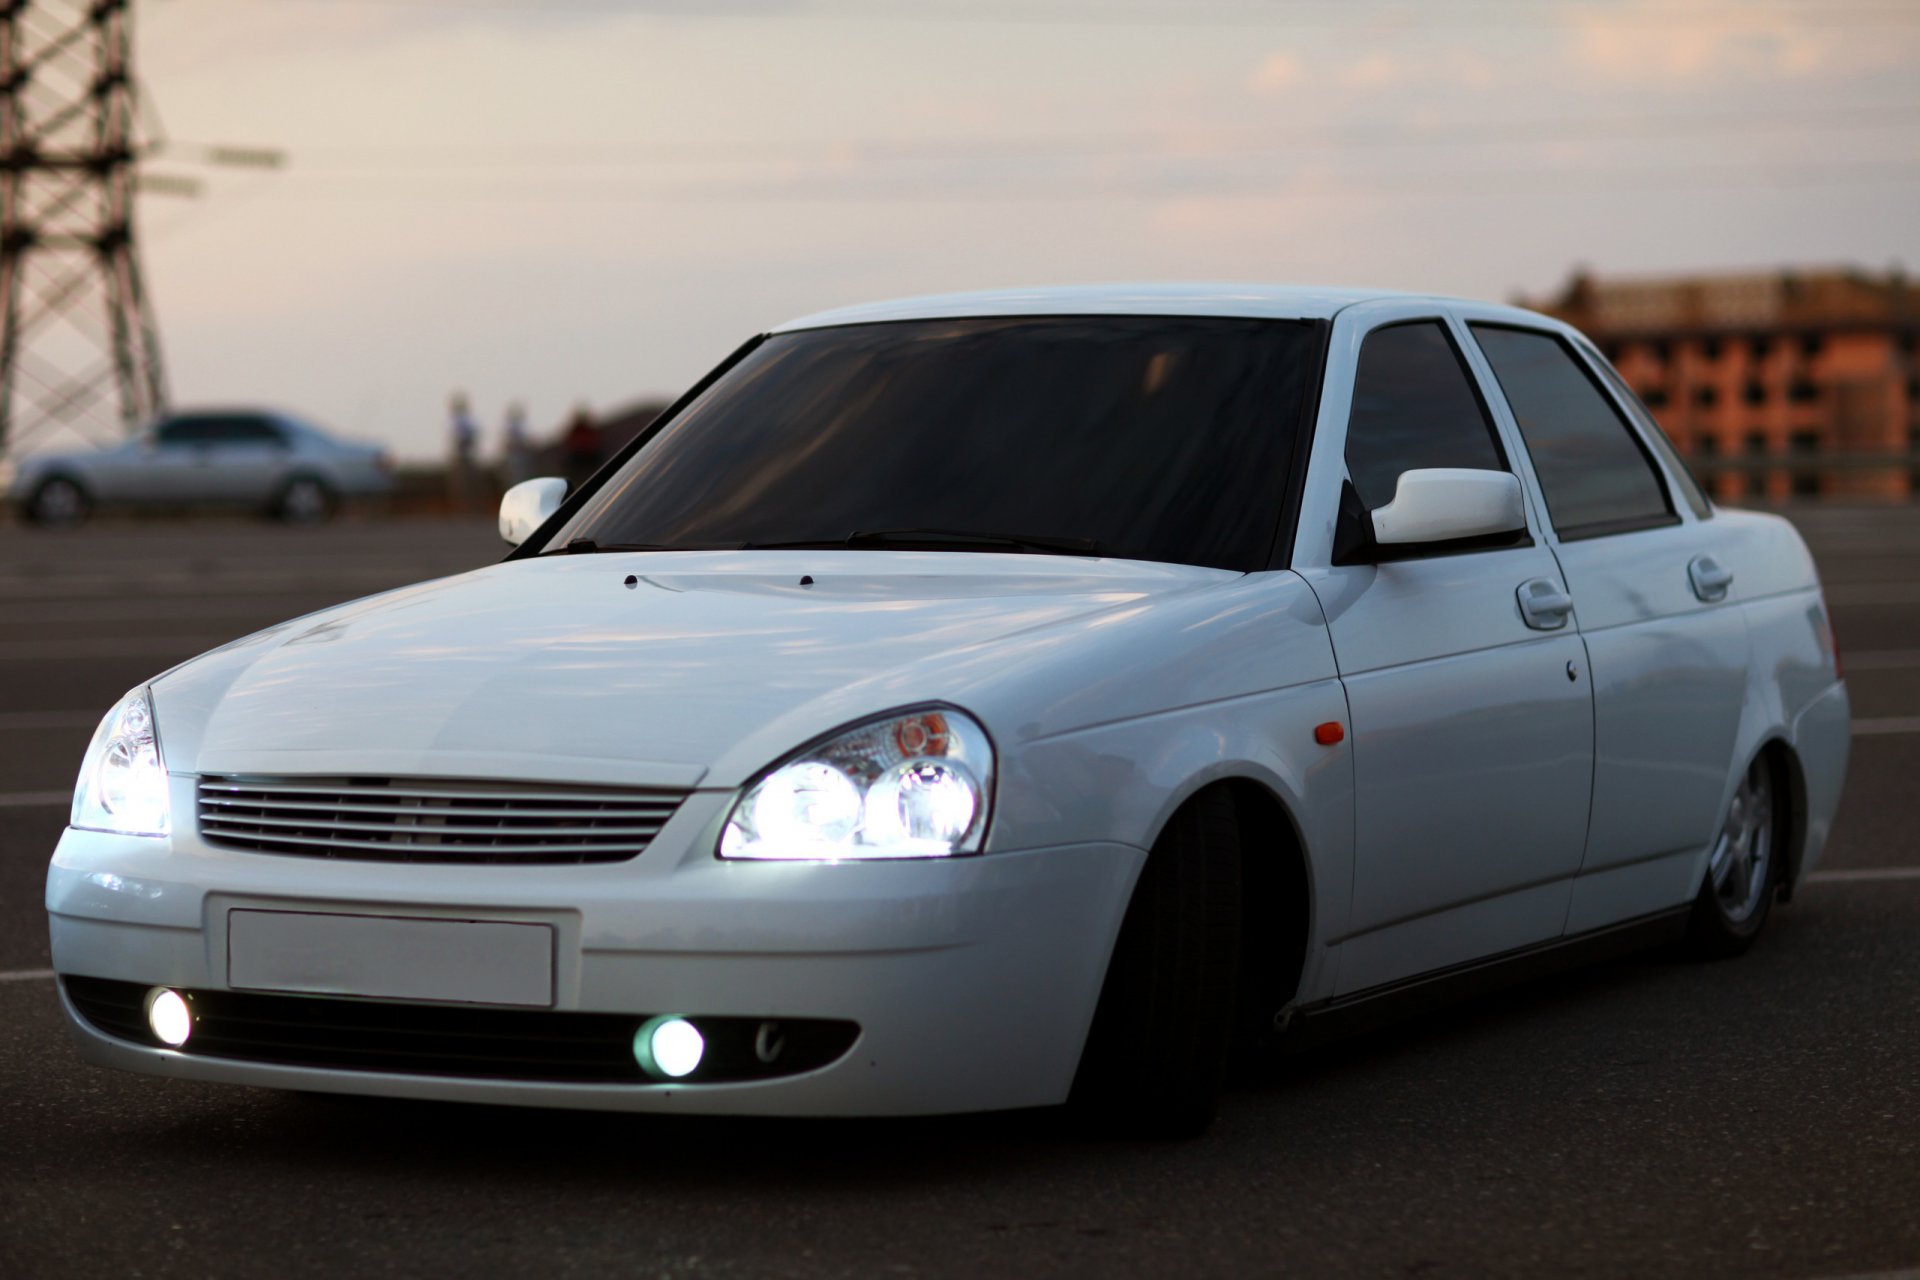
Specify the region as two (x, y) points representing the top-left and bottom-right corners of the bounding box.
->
(562, 405), (601, 493)
(447, 391), (480, 512)
(501, 401), (533, 488)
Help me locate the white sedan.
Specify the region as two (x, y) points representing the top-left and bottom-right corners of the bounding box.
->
(46, 286), (1850, 1135)
(8, 409), (392, 524)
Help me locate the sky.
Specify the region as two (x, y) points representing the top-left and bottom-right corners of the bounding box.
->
(111, 0), (1920, 460)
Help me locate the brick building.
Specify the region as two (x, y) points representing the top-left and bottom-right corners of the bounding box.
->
(1523, 267), (1920, 500)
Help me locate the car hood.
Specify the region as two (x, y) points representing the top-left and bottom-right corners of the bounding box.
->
(154, 550), (1238, 788)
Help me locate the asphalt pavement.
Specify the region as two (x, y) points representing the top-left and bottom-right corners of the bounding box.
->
(0, 508), (1915, 1279)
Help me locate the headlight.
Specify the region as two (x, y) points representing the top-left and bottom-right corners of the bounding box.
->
(72, 687), (170, 837)
(720, 707), (994, 860)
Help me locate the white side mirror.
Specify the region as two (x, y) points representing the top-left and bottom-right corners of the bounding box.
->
(498, 476), (568, 546)
(1370, 469), (1526, 547)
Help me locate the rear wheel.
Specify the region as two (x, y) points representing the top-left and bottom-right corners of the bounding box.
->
(25, 475), (91, 526)
(1687, 753), (1780, 958)
(274, 475), (337, 523)
(1069, 788), (1242, 1138)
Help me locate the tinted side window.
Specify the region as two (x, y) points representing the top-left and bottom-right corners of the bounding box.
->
(1582, 349), (1711, 520)
(1471, 325), (1674, 537)
(155, 418), (219, 446)
(223, 416), (286, 445)
(1345, 321), (1506, 509)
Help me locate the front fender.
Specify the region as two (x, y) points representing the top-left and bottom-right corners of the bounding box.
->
(994, 675), (1354, 1005)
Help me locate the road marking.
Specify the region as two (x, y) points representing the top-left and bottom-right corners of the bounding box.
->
(1807, 868), (1920, 884)
(1843, 648), (1920, 671)
(0, 711), (101, 730)
(0, 969), (54, 984)
(0, 790), (68, 808)
(1854, 716), (1920, 736)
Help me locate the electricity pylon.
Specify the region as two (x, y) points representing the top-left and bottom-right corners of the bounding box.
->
(0, 0), (164, 455)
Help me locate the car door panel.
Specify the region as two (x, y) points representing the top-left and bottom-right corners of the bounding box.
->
(1304, 554), (1594, 993)
(1552, 526), (1750, 931)
(137, 437), (209, 502)
(200, 442), (282, 502)
(195, 417), (291, 502)
(1292, 305), (1595, 998)
(135, 418), (223, 502)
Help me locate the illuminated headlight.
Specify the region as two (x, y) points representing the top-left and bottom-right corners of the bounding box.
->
(72, 687), (170, 837)
(720, 707), (993, 860)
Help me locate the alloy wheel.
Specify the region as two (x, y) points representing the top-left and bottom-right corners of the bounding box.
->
(280, 478), (330, 523)
(32, 479), (85, 525)
(1707, 757), (1774, 924)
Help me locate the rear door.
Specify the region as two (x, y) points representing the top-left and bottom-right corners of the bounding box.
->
(1460, 317), (1750, 933)
(196, 415), (293, 503)
(1291, 301), (1596, 996)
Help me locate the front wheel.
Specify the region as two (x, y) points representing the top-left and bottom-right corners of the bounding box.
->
(1068, 788), (1242, 1138)
(1687, 754), (1780, 958)
(25, 475), (91, 526)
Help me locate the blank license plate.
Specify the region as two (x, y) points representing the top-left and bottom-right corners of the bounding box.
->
(227, 910), (555, 1007)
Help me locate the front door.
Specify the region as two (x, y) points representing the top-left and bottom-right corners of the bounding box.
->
(197, 415), (292, 503)
(1293, 310), (1595, 996)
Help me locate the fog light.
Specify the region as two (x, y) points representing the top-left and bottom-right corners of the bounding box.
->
(146, 987), (191, 1047)
(635, 1016), (704, 1079)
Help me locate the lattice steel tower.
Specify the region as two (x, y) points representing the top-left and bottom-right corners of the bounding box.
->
(0, 0), (165, 455)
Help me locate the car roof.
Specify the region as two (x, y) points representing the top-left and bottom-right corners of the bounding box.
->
(154, 407), (292, 420)
(772, 283), (1555, 332)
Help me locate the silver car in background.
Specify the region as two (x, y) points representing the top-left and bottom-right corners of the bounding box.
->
(6, 409), (393, 525)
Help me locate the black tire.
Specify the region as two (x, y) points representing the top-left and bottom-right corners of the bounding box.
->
(1687, 753), (1783, 959)
(273, 474), (337, 524)
(25, 474), (91, 526)
(1069, 788), (1242, 1138)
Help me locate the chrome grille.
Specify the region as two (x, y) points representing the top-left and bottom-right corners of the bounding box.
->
(196, 775), (685, 865)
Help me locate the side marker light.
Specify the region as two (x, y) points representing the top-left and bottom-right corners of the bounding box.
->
(1314, 721), (1345, 746)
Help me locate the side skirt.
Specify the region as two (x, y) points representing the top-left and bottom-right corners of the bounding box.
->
(1280, 907), (1690, 1050)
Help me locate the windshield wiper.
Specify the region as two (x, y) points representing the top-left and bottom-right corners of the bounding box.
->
(557, 531), (1102, 556)
(543, 537), (734, 556)
(845, 528), (1101, 556)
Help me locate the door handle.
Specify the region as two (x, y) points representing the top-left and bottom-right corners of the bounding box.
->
(1689, 554), (1734, 602)
(1517, 577), (1574, 630)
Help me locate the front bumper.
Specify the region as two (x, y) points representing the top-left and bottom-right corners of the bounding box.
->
(46, 789), (1145, 1116)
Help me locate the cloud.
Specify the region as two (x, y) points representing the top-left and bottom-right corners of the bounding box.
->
(1337, 52), (1401, 90)
(1247, 51), (1302, 95)
(1567, 0), (1886, 83)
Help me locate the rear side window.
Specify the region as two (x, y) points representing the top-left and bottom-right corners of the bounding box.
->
(1470, 325), (1675, 538)
(224, 417), (286, 445)
(1345, 321), (1506, 509)
(1581, 348), (1712, 520)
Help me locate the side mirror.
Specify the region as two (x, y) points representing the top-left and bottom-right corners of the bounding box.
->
(498, 476), (568, 546)
(1370, 469), (1526, 546)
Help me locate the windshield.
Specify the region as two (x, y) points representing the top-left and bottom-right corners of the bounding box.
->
(551, 315), (1321, 571)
